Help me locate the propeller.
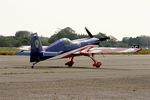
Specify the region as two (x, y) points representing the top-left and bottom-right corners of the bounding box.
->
(85, 27), (110, 41)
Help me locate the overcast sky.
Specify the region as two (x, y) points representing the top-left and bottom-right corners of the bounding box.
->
(0, 0), (150, 40)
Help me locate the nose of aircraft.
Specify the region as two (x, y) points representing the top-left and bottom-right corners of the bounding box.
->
(85, 27), (110, 41)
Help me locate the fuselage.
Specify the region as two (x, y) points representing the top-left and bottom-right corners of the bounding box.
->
(39, 37), (99, 61)
(45, 38), (99, 53)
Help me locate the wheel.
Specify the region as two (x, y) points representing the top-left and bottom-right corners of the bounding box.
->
(65, 61), (74, 67)
(31, 66), (34, 69)
(68, 64), (73, 67)
(96, 62), (102, 68)
(93, 62), (102, 68)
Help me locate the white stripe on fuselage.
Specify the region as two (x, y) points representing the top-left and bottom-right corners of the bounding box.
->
(49, 45), (97, 60)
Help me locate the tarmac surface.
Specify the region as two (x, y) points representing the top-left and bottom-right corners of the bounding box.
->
(0, 55), (150, 100)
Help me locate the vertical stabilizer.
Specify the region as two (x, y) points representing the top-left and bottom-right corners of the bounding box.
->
(30, 33), (43, 62)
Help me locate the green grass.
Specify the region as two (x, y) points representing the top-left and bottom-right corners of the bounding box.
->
(0, 47), (19, 55)
(137, 49), (150, 54)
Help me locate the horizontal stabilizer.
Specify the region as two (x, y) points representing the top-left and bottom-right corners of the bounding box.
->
(16, 51), (30, 56)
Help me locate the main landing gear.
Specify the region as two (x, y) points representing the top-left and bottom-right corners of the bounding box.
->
(65, 55), (102, 68)
(65, 57), (74, 67)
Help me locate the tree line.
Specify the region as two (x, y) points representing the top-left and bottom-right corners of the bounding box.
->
(0, 27), (150, 49)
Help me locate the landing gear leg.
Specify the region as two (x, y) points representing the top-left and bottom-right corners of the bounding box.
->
(89, 55), (102, 68)
(65, 57), (74, 67)
(31, 62), (38, 69)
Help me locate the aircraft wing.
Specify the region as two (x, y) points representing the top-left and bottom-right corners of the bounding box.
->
(56, 46), (142, 59)
(86, 47), (142, 54)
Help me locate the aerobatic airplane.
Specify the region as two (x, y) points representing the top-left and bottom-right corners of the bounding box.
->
(16, 27), (141, 68)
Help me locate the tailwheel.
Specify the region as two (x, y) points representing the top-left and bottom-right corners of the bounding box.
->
(31, 62), (38, 69)
(65, 60), (74, 67)
(93, 62), (102, 68)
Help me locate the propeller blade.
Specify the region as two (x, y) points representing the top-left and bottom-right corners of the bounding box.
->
(85, 27), (110, 41)
(85, 27), (94, 38)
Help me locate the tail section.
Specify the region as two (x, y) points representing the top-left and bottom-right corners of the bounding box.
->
(30, 33), (43, 62)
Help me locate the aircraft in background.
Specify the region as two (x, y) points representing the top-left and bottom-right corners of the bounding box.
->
(18, 45), (48, 51)
(16, 27), (141, 68)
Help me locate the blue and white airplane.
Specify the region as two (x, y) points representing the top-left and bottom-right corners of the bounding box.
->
(16, 27), (141, 68)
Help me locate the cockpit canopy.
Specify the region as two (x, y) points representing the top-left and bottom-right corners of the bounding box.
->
(45, 38), (73, 52)
(61, 38), (73, 46)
